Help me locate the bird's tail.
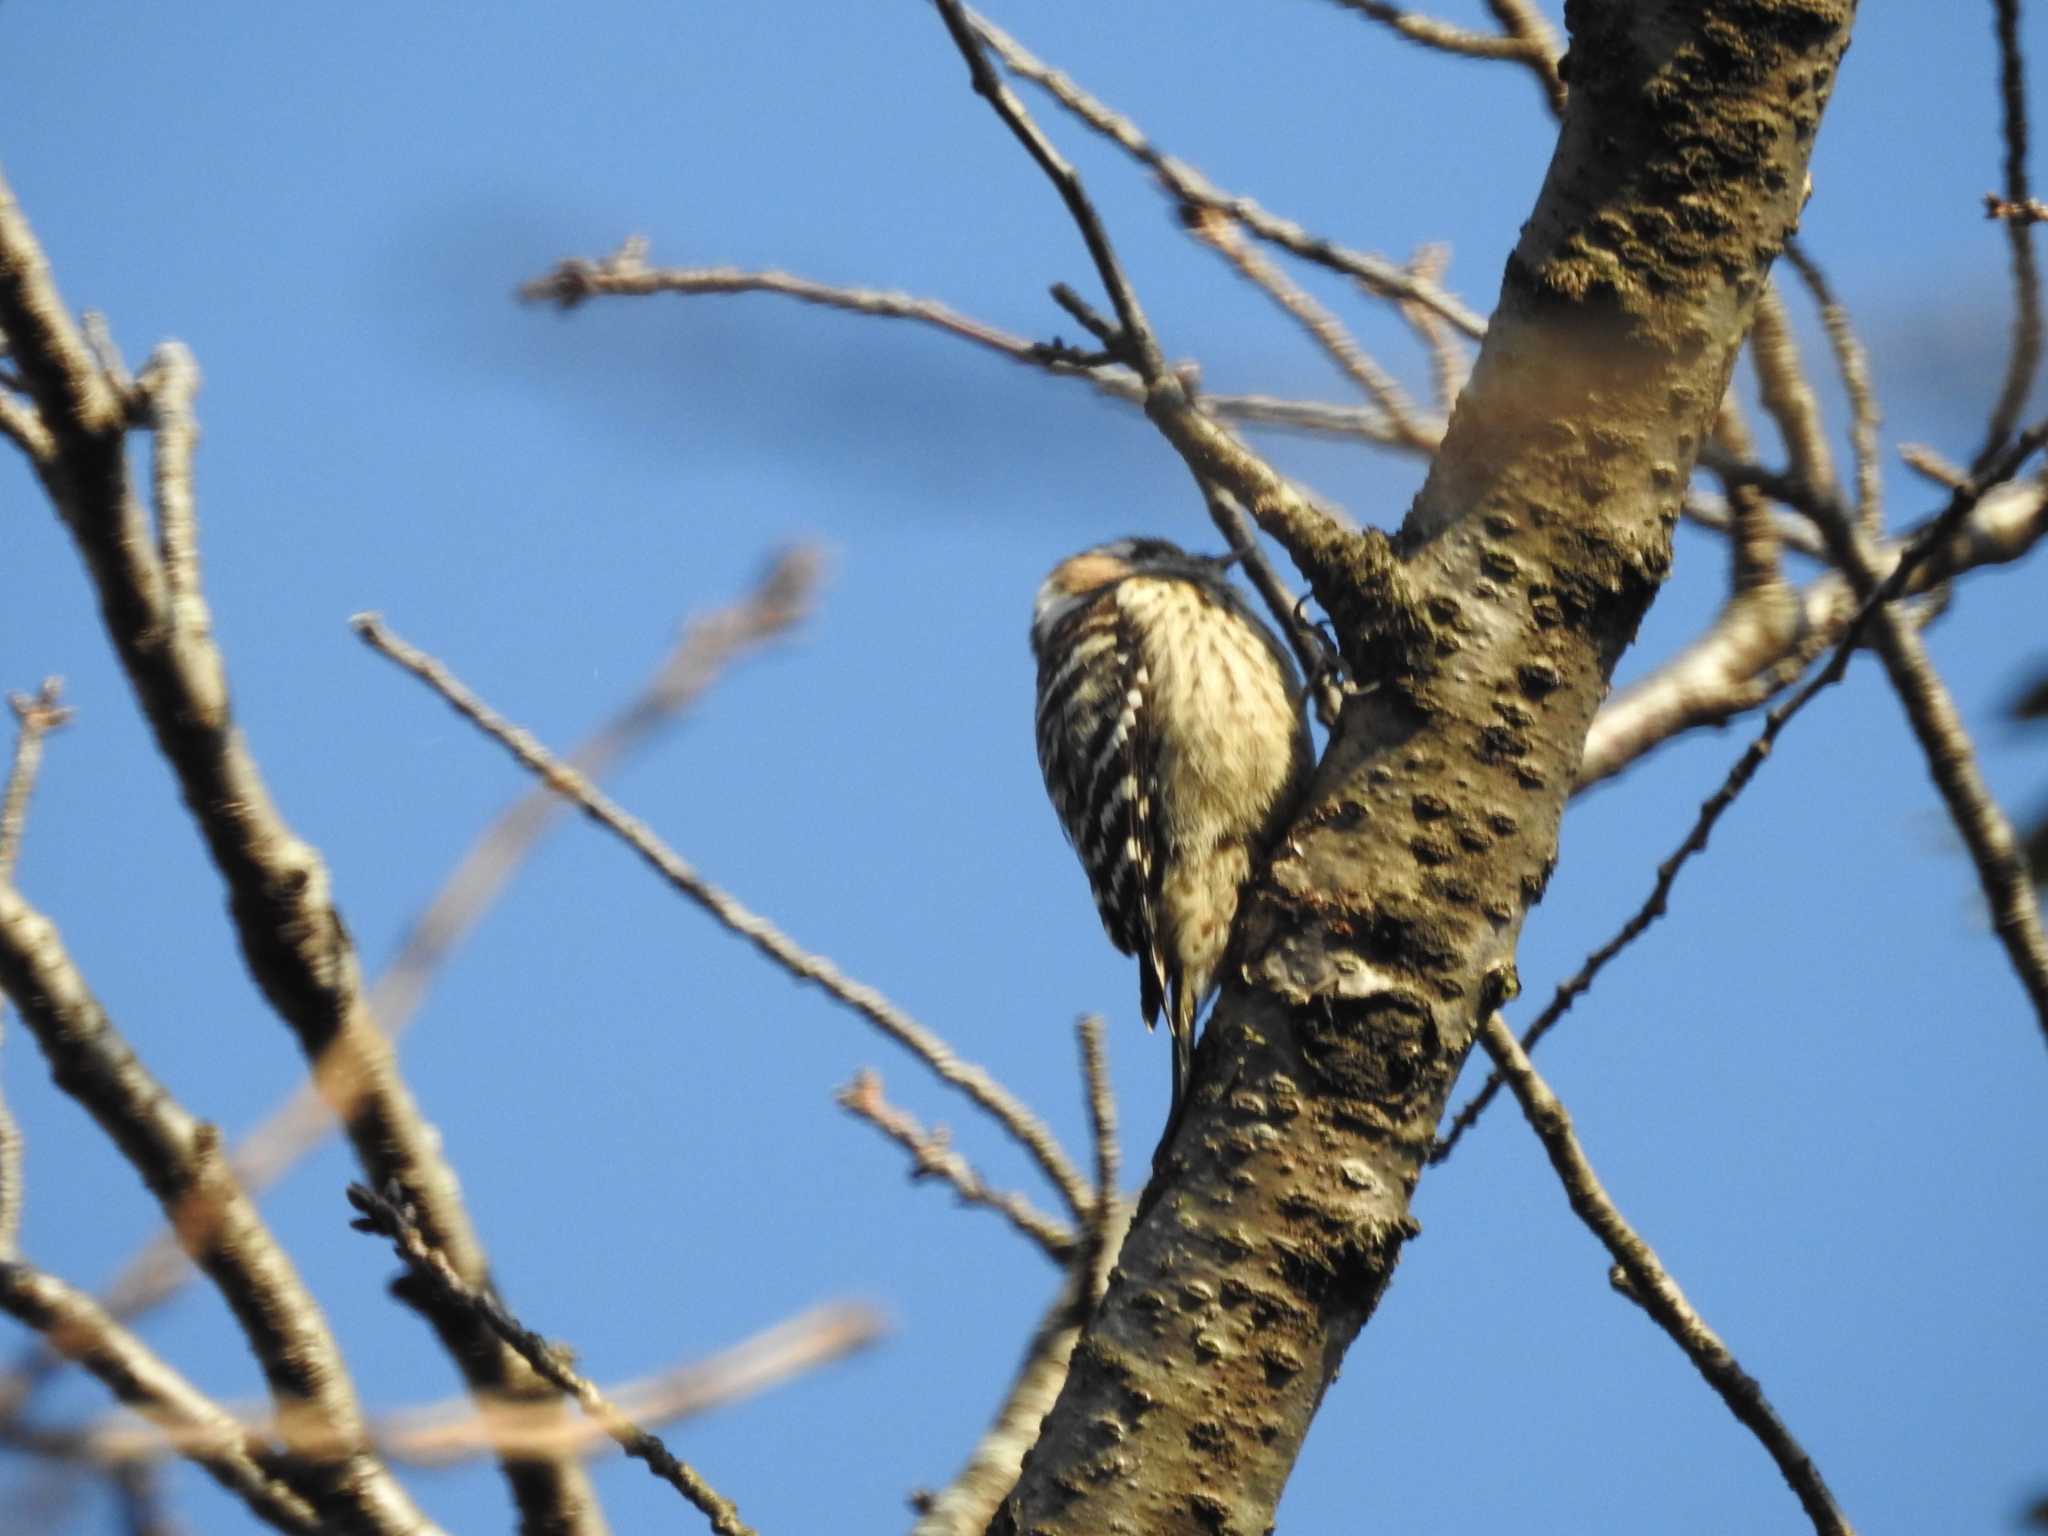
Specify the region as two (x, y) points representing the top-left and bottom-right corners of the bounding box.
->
(1152, 990), (1197, 1170)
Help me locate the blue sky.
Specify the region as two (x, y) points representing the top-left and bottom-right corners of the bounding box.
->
(1, 3), (2044, 1533)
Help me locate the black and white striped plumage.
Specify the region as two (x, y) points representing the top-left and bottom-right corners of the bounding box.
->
(1030, 537), (1312, 1122)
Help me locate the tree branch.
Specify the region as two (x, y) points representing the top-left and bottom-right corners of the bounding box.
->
(1476, 1018), (1854, 1536)
(346, 1184), (752, 1536)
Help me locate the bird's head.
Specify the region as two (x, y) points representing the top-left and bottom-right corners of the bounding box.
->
(1031, 537), (1240, 651)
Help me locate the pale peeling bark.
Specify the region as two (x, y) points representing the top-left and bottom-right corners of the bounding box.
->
(993, 5), (1855, 1532)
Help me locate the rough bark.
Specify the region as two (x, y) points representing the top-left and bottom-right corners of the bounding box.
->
(993, 4), (1855, 1532)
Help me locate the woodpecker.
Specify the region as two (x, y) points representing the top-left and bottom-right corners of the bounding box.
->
(1031, 537), (1312, 1127)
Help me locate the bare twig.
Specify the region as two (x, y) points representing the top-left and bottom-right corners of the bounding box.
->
(1, 681), (71, 881)
(1783, 241), (1883, 532)
(1977, 0), (2042, 470)
(1898, 442), (1968, 490)
(0, 883), (428, 1536)
(1749, 283), (1839, 508)
(1988, 193), (2048, 225)
(351, 614), (1094, 1221)
(1481, 0), (1569, 115)
(372, 1302), (881, 1467)
(1074, 1016), (1120, 1308)
(347, 1183), (753, 1536)
(1477, 1018), (1855, 1536)
(1399, 244), (1471, 412)
(1076, 1016), (1117, 1224)
(838, 1070), (1077, 1264)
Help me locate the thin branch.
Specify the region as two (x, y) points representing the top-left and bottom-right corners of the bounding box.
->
(1476, 1018), (1855, 1536)
(1076, 1016), (1117, 1224)
(1, 681), (71, 881)
(347, 1183), (754, 1536)
(1399, 244), (1471, 412)
(1783, 240), (1883, 533)
(1328, 0), (1539, 60)
(1482, 0), (1570, 115)
(837, 1070), (1078, 1264)
(961, 5), (1486, 337)
(1899, 441), (1968, 490)
(1184, 206), (1440, 453)
(1749, 283), (1839, 508)
(1074, 1016), (1120, 1309)
(0, 164), (602, 1532)
(52, 1303), (880, 1471)
(351, 614), (1094, 1221)
(1988, 193), (2048, 224)
(0, 1263), (330, 1536)
(1977, 0), (2043, 470)
(137, 345), (202, 606)
(0, 883), (428, 1536)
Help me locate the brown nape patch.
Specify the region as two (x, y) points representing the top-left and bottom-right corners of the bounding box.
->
(1050, 550), (1134, 596)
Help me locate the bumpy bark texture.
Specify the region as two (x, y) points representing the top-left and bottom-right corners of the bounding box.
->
(993, 4), (1855, 1532)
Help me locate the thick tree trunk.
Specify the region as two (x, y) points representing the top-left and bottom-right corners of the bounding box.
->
(994, 4), (1856, 1531)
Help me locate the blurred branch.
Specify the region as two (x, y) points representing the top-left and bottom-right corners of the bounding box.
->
(1977, 0), (2042, 471)
(0, 681), (70, 882)
(43, 1303), (881, 1471)
(1476, 1018), (1854, 1536)
(347, 1184), (753, 1536)
(0, 165), (603, 1533)
(351, 614), (1095, 1222)
(837, 1070), (1078, 1264)
(1330, 0), (1566, 114)
(1749, 284), (1839, 509)
(1783, 241), (1882, 532)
